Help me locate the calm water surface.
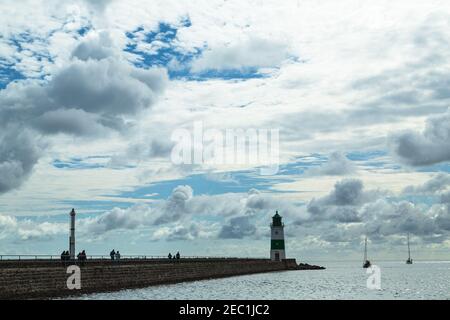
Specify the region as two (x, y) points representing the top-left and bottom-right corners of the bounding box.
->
(78, 260), (450, 300)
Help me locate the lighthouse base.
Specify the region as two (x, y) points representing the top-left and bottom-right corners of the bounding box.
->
(270, 250), (286, 261)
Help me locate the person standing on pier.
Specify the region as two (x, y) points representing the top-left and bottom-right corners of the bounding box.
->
(77, 251), (85, 266)
(115, 251), (121, 262)
(176, 252), (180, 260)
(61, 250), (68, 265)
(110, 249), (115, 261)
(168, 253), (172, 260)
(61, 251), (70, 264)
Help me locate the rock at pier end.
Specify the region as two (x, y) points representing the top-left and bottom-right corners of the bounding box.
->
(297, 263), (326, 270)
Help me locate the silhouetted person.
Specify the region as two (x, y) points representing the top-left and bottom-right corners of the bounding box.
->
(115, 251), (121, 262)
(110, 249), (115, 261)
(81, 250), (87, 265)
(168, 253), (172, 260)
(77, 251), (83, 266)
(61, 250), (67, 265)
(176, 251), (180, 260)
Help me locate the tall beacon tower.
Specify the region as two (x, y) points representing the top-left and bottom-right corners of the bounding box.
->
(270, 211), (286, 261)
(69, 208), (76, 260)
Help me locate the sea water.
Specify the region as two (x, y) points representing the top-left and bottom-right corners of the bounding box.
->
(77, 260), (450, 300)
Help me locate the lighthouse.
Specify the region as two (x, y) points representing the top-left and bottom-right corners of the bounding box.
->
(270, 211), (286, 261)
(69, 208), (76, 260)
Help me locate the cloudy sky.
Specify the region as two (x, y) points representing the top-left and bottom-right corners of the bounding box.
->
(1, 0), (450, 262)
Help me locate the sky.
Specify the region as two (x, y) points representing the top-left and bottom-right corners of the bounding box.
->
(1, 0), (450, 262)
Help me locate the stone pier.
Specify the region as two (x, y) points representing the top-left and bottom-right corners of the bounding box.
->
(0, 258), (305, 299)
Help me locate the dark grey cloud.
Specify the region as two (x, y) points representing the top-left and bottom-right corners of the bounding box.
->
(389, 110), (450, 166)
(0, 128), (42, 194)
(154, 185), (193, 225)
(79, 204), (153, 235)
(82, 0), (113, 13)
(0, 33), (168, 193)
(49, 177), (450, 245)
(435, 206), (450, 231)
(76, 187), (281, 239)
(434, 191), (450, 231)
(306, 152), (356, 176)
(441, 191), (450, 204)
(89, 208), (141, 234)
(301, 176), (450, 244)
(360, 200), (438, 237)
(109, 138), (174, 168)
(48, 58), (166, 118)
(245, 188), (271, 210)
(306, 179), (387, 224)
(308, 179), (365, 210)
(72, 32), (115, 61)
(403, 173), (450, 194)
(218, 216), (257, 239)
(32, 108), (108, 136)
(333, 179), (365, 206)
(165, 224), (201, 241)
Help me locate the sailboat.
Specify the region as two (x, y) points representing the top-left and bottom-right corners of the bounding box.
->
(363, 237), (371, 268)
(406, 233), (413, 264)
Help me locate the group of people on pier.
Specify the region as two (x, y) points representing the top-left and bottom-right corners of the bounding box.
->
(110, 249), (121, 261)
(77, 250), (87, 265)
(60, 250), (87, 264)
(60, 249), (183, 264)
(168, 252), (181, 260)
(60, 251), (70, 261)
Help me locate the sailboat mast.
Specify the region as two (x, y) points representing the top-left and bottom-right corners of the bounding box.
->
(364, 237), (367, 262)
(407, 234), (411, 260)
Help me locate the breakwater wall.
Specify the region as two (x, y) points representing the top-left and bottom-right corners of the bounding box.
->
(0, 258), (299, 299)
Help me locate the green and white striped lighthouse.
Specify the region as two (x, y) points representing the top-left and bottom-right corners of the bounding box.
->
(270, 211), (286, 261)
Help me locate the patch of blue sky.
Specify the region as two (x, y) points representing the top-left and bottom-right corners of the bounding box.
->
(186, 56), (300, 81)
(1, 32), (53, 85)
(0, 63), (25, 89)
(275, 151), (399, 176)
(124, 20), (271, 80)
(77, 26), (91, 36)
(361, 161), (399, 170)
(58, 200), (136, 213)
(108, 169), (295, 201)
(346, 150), (387, 161)
(2, 23), (98, 88)
(232, 170), (295, 191)
(416, 163), (450, 173)
(276, 154), (328, 176)
(125, 21), (198, 76)
(8, 33), (53, 64)
(52, 157), (108, 170)
(9, 32), (34, 48)
(183, 68), (266, 81)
